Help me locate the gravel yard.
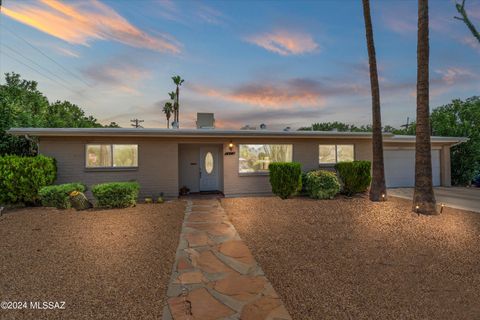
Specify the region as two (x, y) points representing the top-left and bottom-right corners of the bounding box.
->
(222, 196), (480, 320)
(0, 202), (185, 320)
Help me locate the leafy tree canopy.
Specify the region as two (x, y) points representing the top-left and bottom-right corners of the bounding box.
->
(298, 121), (414, 135)
(431, 96), (480, 185)
(300, 96), (479, 185)
(0, 72), (119, 156)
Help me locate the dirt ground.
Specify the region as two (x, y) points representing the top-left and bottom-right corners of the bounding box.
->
(222, 196), (480, 320)
(0, 202), (185, 320)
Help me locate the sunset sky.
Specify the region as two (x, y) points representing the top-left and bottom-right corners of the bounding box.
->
(1, 0), (479, 129)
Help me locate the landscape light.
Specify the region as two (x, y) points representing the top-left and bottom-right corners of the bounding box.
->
(415, 205), (419, 214)
(440, 203), (444, 213)
(382, 194), (385, 201)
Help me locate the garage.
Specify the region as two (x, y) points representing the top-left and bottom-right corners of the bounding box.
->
(384, 149), (441, 188)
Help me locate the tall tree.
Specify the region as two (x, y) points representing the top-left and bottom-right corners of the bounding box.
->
(455, 0), (480, 43)
(168, 91), (176, 124)
(413, 0), (437, 214)
(163, 102), (173, 128)
(362, 0), (386, 202)
(171, 75), (184, 127)
(0, 72), (119, 156)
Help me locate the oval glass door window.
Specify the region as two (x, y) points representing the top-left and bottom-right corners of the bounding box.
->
(205, 152), (214, 174)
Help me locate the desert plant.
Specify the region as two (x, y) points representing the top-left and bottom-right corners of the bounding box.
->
(268, 162), (302, 199)
(39, 183), (86, 209)
(91, 181), (139, 208)
(0, 155), (56, 204)
(335, 161), (372, 196)
(69, 191), (92, 210)
(305, 170), (341, 199)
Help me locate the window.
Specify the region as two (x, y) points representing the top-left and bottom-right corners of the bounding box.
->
(319, 144), (354, 164)
(86, 144), (138, 168)
(205, 152), (214, 174)
(239, 144), (293, 173)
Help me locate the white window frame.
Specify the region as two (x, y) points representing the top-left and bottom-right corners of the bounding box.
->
(319, 144), (355, 164)
(238, 144), (293, 175)
(85, 144), (139, 169)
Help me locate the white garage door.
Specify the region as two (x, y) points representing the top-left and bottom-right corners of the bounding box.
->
(384, 149), (441, 188)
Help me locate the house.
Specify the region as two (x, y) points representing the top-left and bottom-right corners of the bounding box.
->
(8, 115), (466, 198)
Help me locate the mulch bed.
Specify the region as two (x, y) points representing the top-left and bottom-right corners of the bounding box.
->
(0, 202), (185, 320)
(222, 196), (480, 320)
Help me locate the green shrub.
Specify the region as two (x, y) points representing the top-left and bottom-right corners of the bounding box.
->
(91, 181), (139, 208)
(335, 161), (371, 196)
(38, 183), (86, 209)
(268, 162), (302, 199)
(0, 155), (56, 205)
(305, 170), (341, 199)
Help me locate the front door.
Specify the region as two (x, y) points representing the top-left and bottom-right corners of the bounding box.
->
(199, 146), (219, 191)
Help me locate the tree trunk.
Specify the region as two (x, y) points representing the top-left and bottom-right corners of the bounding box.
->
(167, 115), (170, 128)
(176, 86), (180, 127)
(363, 0), (386, 202)
(413, 0), (437, 214)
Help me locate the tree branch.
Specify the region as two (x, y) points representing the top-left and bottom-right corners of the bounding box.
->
(455, 0), (480, 43)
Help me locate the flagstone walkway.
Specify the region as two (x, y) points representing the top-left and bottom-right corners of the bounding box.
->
(163, 199), (292, 320)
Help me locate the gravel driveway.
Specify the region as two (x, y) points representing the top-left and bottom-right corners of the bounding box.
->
(222, 196), (480, 320)
(0, 202), (185, 320)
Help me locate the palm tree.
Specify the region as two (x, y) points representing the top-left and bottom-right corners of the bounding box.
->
(414, 0), (437, 214)
(168, 91), (176, 125)
(163, 102), (173, 128)
(172, 75), (184, 127)
(362, 0), (386, 202)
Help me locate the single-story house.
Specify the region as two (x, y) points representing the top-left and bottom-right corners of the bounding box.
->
(9, 116), (466, 198)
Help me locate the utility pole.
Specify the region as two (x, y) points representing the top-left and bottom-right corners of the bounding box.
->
(130, 119), (144, 128)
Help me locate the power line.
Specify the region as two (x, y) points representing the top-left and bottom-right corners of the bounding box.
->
(2, 43), (71, 85)
(2, 23), (93, 88)
(0, 49), (97, 104)
(0, 49), (66, 86)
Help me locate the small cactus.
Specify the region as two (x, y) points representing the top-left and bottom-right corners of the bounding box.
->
(145, 197), (153, 204)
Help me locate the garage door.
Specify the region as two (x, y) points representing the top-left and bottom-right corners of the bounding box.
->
(384, 149), (441, 188)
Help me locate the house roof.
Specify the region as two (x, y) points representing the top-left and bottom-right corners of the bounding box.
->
(7, 128), (468, 145)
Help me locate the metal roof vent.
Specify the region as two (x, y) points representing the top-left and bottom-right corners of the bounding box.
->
(260, 123), (267, 130)
(283, 126), (291, 132)
(196, 113), (215, 129)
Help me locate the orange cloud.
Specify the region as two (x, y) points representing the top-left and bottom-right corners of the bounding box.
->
(435, 67), (476, 85)
(245, 30), (318, 55)
(189, 80), (325, 108)
(2, 0), (181, 53)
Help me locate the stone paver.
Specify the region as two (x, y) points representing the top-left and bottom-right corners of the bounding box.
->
(164, 199), (291, 320)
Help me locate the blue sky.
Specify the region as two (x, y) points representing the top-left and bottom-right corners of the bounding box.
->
(1, 0), (479, 129)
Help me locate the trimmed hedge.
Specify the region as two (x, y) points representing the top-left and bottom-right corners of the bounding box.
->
(269, 162), (302, 199)
(0, 155), (56, 205)
(305, 170), (340, 199)
(39, 183), (86, 209)
(335, 161), (372, 196)
(91, 181), (139, 208)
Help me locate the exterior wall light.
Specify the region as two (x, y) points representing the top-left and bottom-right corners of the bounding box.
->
(228, 142), (234, 151)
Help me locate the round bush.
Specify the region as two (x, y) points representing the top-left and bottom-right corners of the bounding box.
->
(335, 161), (371, 196)
(91, 181), (139, 208)
(0, 155), (56, 205)
(39, 183), (86, 209)
(305, 170), (340, 199)
(268, 162), (302, 199)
